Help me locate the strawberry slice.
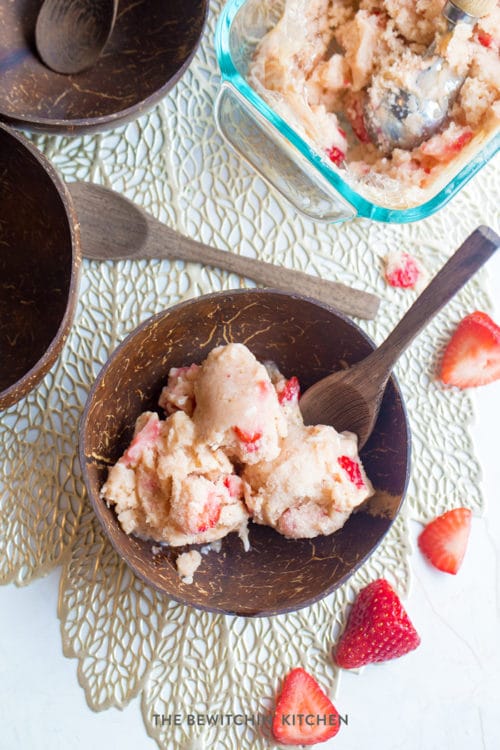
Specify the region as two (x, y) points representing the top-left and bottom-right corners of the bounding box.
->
(195, 491), (222, 533)
(338, 455), (364, 489)
(477, 30), (493, 48)
(277, 375), (300, 405)
(345, 93), (371, 144)
(384, 250), (422, 289)
(232, 426), (263, 452)
(326, 146), (345, 166)
(418, 507), (472, 574)
(272, 668), (341, 746)
(333, 579), (420, 669)
(439, 311), (500, 389)
(121, 413), (160, 467)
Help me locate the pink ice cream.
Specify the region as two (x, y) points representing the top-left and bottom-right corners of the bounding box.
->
(101, 343), (374, 559)
(192, 343), (287, 465)
(101, 409), (250, 547)
(244, 424), (372, 538)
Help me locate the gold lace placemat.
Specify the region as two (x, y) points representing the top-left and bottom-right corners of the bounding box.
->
(1, 3), (498, 748)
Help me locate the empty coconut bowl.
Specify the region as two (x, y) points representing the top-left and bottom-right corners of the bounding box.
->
(0, 0), (208, 134)
(80, 289), (411, 616)
(0, 123), (80, 410)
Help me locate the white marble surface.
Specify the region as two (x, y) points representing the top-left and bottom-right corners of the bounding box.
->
(1, 247), (499, 750)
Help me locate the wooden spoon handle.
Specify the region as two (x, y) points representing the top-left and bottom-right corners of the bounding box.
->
(369, 226), (500, 376)
(156, 225), (379, 319)
(69, 182), (380, 320)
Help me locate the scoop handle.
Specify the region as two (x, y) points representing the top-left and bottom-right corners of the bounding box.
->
(368, 226), (500, 376)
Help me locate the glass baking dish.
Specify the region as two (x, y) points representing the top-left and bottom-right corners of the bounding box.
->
(214, 0), (500, 223)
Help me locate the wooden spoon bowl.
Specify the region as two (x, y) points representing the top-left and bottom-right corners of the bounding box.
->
(0, 0), (208, 134)
(80, 289), (410, 616)
(35, 0), (119, 75)
(300, 226), (500, 447)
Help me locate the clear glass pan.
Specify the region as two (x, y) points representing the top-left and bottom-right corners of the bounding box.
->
(215, 0), (500, 223)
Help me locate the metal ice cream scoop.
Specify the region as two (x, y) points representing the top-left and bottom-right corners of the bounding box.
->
(364, 0), (496, 153)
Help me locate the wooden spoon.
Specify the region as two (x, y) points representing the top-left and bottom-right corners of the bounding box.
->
(300, 226), (500, 448)
(67, 181), (380, 320)
(35, 0), (118, 75)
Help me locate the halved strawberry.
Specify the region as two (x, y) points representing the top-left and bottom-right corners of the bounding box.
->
(418, 507), (472, 575)
(333, 579), (420, 669)
(439, 311), (500, 388)
(272, 668), (341, 746)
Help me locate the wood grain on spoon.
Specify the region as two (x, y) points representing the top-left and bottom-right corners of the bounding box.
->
(300, 226), (500, 448)
(67, 181), (380, 320)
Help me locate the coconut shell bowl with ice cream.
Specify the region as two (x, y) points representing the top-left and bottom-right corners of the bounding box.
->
(80, 289), (410, 617)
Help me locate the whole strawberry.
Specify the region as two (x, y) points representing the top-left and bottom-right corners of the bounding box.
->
(333, 579), (420, 669)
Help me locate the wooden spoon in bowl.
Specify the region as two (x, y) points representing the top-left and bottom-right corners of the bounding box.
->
(35, 0), (118, 75)
(300, 226), (500, 448)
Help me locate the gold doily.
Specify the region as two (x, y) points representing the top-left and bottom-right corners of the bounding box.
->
(1, 2), (498, 748)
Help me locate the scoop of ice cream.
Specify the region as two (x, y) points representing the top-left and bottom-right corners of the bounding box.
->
(192, 343), (287, 465)
(243, 423), (373, 538)
(101, 410), (250, 546)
